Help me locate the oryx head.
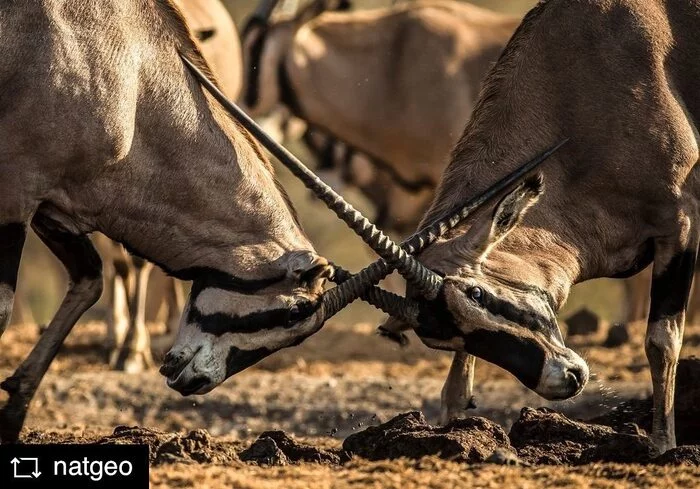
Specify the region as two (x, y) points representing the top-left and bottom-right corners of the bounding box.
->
(240, 0), (351, 116)
(162, 246), (334, 396)
(390, 174), (588, 400)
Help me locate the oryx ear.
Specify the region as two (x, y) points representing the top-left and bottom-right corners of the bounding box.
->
(457, 174), (544, 261)
(285, 251), (333, 286)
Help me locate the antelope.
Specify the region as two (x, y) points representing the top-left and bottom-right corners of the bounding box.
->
(100, 0), (244, 372)
(0, 0), (338, 443)
(0, 0), (473, 443)
(371, 0), (700, 453)
(240, 0), (519, 235)
(240, 0), (521, 422)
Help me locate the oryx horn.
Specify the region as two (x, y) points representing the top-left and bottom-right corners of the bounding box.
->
(181, 55), (443, 300)
(319, 140), (568, 320)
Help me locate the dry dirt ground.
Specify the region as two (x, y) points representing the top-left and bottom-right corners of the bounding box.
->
(2, 318), (700, 488)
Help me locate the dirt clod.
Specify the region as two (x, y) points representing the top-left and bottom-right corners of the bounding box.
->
(241, 431), (344, 465)
(240, 437), (290, 466)
(565, 308), (600, 336)
(101, 427), (238, 465)
(510, 407), (658, 465)
(652, 446), (700, 466)
(343, 411), (513, 463)
(603, 323), (630, 347)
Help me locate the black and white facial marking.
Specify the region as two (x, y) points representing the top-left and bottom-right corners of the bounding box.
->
(161, 251), (331, 396)
(413, 175), (589, 400)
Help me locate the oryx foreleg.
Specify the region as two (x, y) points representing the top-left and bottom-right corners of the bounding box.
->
(440, 352), (476, 424)
(0, 214), (102, 443)
(646, 228), (698, 453)
(0, 223), (27, 337)
(112, 257), (154, 373)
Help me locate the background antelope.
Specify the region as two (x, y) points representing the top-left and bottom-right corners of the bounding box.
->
(241, 0), (519, 236)
(0, 0), (334, 442)
(380, 0), (700, 453)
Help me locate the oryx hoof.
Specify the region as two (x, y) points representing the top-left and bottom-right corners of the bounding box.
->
(377, 326), (409, 347)
(439, 396), (478, 425)
(0, 388), (29, 444)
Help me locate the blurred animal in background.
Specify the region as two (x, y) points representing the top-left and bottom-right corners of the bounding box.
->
(240, 0), (519, 236)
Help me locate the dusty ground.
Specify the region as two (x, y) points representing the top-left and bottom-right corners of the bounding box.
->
(2, 318), (700, 487)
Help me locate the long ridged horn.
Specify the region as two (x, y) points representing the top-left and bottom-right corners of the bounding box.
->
(319, 140), (568, 320)
(251, 0), (281, 22)
(180, 55), (443, 299)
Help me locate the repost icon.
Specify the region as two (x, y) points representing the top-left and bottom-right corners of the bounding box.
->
(10, 457), (41, 479)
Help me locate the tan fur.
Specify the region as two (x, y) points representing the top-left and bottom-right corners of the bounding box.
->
(242, 1), (519, 233)
(415, 0), (700, 451)
(0, 0), (328, 440)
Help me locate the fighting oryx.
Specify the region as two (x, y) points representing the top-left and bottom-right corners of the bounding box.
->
(0, 0), (338, 443)
(376, 0), (699, 453)
(101, 0), (243, 373)
(240, 0), (519, 235)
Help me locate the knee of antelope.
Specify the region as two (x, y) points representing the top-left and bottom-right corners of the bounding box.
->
(645, 325), (682, 363)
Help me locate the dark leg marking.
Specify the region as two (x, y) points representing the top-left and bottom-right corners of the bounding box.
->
(0, 214), (102, 443)
(649, 250), (696, 322)
(0, 223), (27, 336)
(646, 248), (698, 452)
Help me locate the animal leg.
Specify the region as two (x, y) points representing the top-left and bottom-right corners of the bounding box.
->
(622, 267), (651, 323)
(112, 257), (154, 372)
(646, 233), (698, 452)
(105, 254), (131, 361)
(439, 352), (476, 424)
(0, 214), (102, 443)
(0, 223), (27, 337)
(165, 276), (184, 335)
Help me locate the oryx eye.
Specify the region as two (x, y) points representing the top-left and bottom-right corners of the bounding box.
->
(469, 286), (483, 303)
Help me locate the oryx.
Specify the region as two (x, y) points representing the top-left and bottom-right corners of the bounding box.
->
(0, 0), (481, 443)
(375, 0), (700, 453)
(240, 0), (519, 235)
(0, 0), (337, 443)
